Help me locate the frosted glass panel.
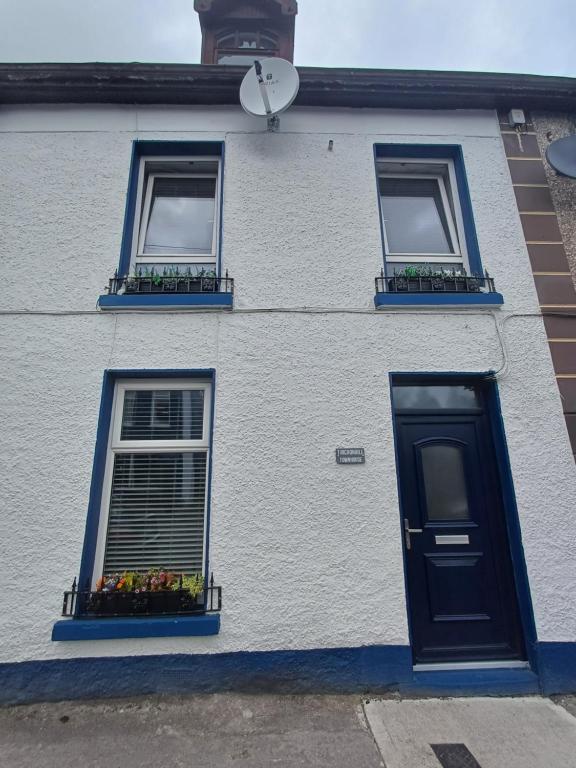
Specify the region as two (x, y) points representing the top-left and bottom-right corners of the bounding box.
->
(421, 444), (470, 521)
(393, 385), (480, 411)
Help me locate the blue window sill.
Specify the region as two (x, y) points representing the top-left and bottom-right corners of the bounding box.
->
(52, 614), (220, 641)
(98, 293), (234, 310)
(374, 292), (504, 309)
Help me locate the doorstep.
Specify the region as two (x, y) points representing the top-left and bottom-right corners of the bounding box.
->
(401, 665), (540, 697)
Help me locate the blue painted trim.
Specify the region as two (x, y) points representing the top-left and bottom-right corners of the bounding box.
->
(106, 369), (216, 379)
(452, 145), (483, 275)
(118, 141), (139, 276)
(373, 143), (389, 277)
(0, 646), (413, 705)
(485, 380), (539, 672)
(5, 642), (576, 704)
(98, 293), (233, 310)
(387, 375), (417, 656)
(374, 292), (504, 307)
(390, 370), (494, 380)
(538, 643), (576, 694)
(77, 373), (115, 596)
(373, 143), (483, 277)
(52, 615), (220, 642)
(77, 369), (216, 597)
(117, 140), (225, 279)
(136, 141), (224, 157)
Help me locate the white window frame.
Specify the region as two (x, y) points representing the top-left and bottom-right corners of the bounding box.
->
(131, 156), (221, 267)
(378, 158), (468, 266)
(92, 379), (212, 587)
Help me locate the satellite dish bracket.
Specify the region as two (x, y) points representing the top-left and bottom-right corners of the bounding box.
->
(267, 115), (280, 132)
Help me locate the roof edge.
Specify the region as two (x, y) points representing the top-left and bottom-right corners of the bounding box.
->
(0, 63), (574, 111)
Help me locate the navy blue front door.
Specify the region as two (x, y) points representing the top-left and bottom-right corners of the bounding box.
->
(393, 383), (526, 664)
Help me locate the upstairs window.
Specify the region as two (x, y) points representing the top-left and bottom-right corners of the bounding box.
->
(378, 159), (468, 273)
(132, 157), (221, 274)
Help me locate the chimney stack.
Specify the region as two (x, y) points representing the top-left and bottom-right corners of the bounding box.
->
(194, 0), (298, 65)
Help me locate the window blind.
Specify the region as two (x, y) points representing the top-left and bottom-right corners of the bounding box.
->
(152, 177), (216, 200)
(103, 452), (207, 574)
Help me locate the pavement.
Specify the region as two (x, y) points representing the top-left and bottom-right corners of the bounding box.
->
(1, 693), (576, 768)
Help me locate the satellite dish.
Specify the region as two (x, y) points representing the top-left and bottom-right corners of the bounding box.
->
(546, 135), (576, 178)
(240, 57), (299, 130)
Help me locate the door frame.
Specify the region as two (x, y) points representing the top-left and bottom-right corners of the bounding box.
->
(389, 372), (538, 671)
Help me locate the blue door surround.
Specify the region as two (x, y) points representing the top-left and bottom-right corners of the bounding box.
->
(393, 388), (526, 665)
(390, 373), (538, 675)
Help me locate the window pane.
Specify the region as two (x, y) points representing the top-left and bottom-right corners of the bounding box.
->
(421, 444), (470, 521)
(380, 177), (453, 254)
(393, 385), (480, 410)
(143, 177), (216, 255)
(121, 390), (204, 441)
(103, 452), (207, 574)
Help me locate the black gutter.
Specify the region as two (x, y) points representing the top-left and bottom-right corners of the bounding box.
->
(0, 63), (575, 110)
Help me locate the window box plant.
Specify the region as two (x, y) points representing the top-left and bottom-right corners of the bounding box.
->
(82, 569), (206, 617)
(124, 277), (139, 294)
(388, 265), (471, 293)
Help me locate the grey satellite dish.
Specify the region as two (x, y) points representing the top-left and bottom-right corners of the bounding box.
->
(240, 57), (299, 131)
(546, 135), (576, 178)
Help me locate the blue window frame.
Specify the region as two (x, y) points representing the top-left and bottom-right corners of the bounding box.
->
(373, 145), (503, 308)
(98, 141), (232, 310)
(52, 369), (220, 641)
(375, 144), (482, 275)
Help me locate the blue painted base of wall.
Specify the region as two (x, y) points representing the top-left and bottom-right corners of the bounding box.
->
(537, 643), (576, 695)
(52, 614), (220, 641)
(0, 646), (412, 705)
(1, 642), (575, 705)
(97, 293), (234, 310)
(374, 292), (504, 308)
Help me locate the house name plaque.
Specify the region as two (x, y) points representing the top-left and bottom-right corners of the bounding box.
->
(336, 448), (365, 464)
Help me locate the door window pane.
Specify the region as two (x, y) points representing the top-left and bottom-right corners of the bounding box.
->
(380, 177), (454, 254)
(143, 177), (216, 256)
(393, 385), (480, 411)
(421, 444), (470, 521)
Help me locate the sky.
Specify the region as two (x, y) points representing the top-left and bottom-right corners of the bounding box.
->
(0, 0), (574, 77)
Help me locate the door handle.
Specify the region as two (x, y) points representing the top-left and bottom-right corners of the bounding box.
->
(404, 518), (423, 550)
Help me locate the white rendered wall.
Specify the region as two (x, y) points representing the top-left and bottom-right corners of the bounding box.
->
(0, 105), (575, 664)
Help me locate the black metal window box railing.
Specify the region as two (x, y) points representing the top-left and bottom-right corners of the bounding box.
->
(107, 272), (234, 296)
(376, 270), (497, 294)
(62, 575), (222, 619)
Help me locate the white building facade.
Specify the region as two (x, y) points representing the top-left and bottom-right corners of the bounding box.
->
(1, 66), (576, 702)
